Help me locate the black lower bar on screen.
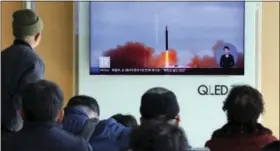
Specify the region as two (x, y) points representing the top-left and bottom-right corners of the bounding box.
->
(90, 68), (244, 75)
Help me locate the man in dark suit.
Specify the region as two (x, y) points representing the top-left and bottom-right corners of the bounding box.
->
(219, 46), (235, 68)
(2, 80), (93, 151)
(1, 9), (45, 133)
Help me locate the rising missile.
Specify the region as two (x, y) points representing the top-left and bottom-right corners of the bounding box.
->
(164, 25), (169, 67)
(165, 25), (168, 51)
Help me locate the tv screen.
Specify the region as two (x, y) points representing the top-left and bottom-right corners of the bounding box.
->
(90, 2), (245, 75)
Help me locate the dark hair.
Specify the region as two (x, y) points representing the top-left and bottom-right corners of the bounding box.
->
(130, 124), (188, 151)
(223, 85), (264, 124)
(223, 46), (230, 50)
(20, 80), (64, 122)
(67, 95), (100, 115)
(261, 141), (280, 151)
(140, 87), (179, 120)
(111, 114), (138, 128)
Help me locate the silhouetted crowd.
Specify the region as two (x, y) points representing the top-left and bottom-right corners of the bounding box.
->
(1, 79), (279, 151)
(1, 9), (279, 151)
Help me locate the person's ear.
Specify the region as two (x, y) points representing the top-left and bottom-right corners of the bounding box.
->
(34, 32), (41, 42)
(56, 109), (64, 122)
(88, 111), (99, 119)
(19, 109), (24, 118)
(168, 119), (177, 126)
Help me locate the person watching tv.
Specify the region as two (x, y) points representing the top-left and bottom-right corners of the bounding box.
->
(2, 9), (45, 136)
(131, 87), (191, 149)
(2, 80), (92, 151)
(205, 85), (278, 151)
(62, 95), (131, 151)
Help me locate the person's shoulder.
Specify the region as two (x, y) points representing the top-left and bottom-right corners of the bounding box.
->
(107, 118), (131, 130)
(205, 133), (233, 151)
(211, 126), (226, 138)
(205, 128), (223, 144)
(100, 118), (123, 128)
(1, 45), (12, 54)
(23, 47), (42, 63)
(71, 137), (93, 151)
(52, 126), (81, 140)
(252, 133), (278, 146)
(101, 118), (117, 124)
(261, 140), (280, 151)
(99, 118), (131, 133)
(1, 132), (24, 151)
(6, 44), (42, 62)
(204, 125), (229, 147)
(53, 128), (92, 151)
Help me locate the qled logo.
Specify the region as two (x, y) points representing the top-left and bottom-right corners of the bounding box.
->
(197, 85), (231, 96)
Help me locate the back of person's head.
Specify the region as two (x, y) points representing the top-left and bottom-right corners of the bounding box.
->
(261, 141), (280, 151)
(12, 9), (43, 48)
(20, 80), (64, 122)
(130, 123), (188, 151)
(111, 114), (138, 128)
(140, 87), (180, 126)
(223, 85), (264, 124)
(66, 95), (99, 119)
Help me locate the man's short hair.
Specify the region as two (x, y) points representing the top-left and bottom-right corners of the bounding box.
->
(66, 95), (100, 115)
(223, 85), (264, 124)
(111, 114), (138, 128)
(130, 123), (188, 151)
(223, 46), (230, 50)
(140, 87), (179, 119)
(21, 80), (64, 122)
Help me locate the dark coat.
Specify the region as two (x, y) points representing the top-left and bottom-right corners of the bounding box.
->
(1, 39), (45, 131)
(2, 121), (92, 151)
(220, 54), (235, 68)
(261, 140), (280, 151)
(205, 123), (278, 151)
(62, 107), (131, 151)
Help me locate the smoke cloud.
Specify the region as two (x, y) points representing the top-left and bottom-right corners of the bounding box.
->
(103, 41), (244, 68)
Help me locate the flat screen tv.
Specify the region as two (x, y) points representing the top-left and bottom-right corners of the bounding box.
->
(90, 2), (245, 75)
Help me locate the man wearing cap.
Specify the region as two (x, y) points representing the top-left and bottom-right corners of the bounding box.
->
(1, 9), (44, 135)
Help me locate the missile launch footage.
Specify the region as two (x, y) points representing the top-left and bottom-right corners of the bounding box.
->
(90, 1), (245, 75)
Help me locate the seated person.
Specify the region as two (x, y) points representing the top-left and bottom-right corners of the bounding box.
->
(2, 80), (92, 151)
(62, 95), (130, 151)
(205, 85), (278, 151)
(111, 114), (138, 128)
(135, 87), (191, 149)
(130, 123), (188, 151)
(261, 141), (280, 151)
(139, 87), (180, 127)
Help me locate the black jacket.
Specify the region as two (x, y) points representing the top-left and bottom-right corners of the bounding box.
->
(1, 39), (45, 131)
(220, 54), (235, 68)
(2, 122), (93, 151)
